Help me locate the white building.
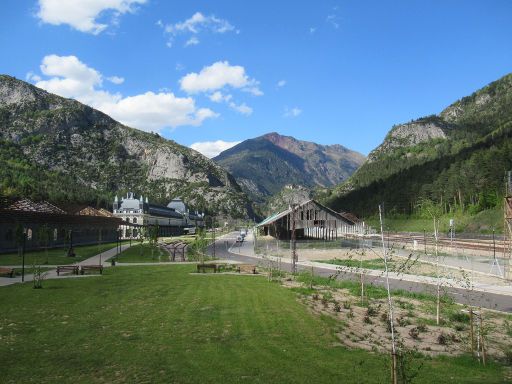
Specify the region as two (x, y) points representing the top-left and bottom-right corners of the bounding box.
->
(113, 193), (204, 238)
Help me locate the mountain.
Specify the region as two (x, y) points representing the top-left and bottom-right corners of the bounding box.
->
(0, 75), (250, 218)
(213, 132), (365, 204)
(324, 73), (512, 217)
(263, 184), (313, 215)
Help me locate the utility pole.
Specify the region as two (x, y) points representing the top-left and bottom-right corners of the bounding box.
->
(291, 204), (297, 274)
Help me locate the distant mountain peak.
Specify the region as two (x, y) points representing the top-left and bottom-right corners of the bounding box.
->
(213, 132), (365, 205)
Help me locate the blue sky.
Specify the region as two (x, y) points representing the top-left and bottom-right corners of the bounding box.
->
(1, 1), (512, 157)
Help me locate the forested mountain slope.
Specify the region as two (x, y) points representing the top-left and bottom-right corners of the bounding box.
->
(0, 75), (250, 217)
(323, 73), (512, 217)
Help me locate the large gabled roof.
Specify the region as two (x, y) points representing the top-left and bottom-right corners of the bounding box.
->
(257, 199), (356, 227)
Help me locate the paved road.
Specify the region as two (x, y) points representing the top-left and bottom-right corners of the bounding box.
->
(211, 232), (512, 313)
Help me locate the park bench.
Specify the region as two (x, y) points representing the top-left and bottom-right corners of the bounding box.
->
(0, 267), (15, 278)
(80, 265), (103, 275)
(197, 263), (218, 273)
(56, 265), (79, 276)
(236, 264), (257, 274)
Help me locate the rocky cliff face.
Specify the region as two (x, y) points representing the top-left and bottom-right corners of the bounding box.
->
(0, 75), (249, 217)
(367, 117), (450, 162)
(213, 132), (365, 204)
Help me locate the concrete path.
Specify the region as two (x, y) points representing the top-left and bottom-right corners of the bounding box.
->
(0, 244), (131, 287)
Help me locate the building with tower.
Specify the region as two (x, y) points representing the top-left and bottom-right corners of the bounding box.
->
(113, 193), (204, 238)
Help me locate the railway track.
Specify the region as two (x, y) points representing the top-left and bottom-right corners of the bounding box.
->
(375, 233), (509, 254)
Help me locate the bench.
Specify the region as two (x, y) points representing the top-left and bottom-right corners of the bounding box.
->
(197, 264), (218, 273)
(0, 267), (14, 278)
(236, 264), (257, 274)
(56, 265), (79, 276)
(80, 265), (103, 275)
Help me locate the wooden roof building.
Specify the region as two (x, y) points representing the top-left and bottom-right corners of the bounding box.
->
(257, 199), (362, 240)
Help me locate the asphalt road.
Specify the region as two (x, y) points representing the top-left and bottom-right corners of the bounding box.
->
(209, 234), (512, 313)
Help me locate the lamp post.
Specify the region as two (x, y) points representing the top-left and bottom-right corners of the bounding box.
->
(204, 216), (216, 259)
(21, 229), (26, 283)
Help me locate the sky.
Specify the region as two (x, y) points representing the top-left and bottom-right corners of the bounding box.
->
(1, 1), (512, 158)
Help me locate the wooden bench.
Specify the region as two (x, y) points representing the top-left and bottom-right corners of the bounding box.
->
(80, 265), (103, 275)
(197, 264), (218, 273)
(236, 264), (257, 274)
(56, 265), (79, 276)
(0, 267), (15, 278)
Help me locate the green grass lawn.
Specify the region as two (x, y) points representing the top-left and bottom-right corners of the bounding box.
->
(0, 241), (127, 266)
(116, 243), (170, 263)
(0, 265), (507, 383)
(365, 206), (503, 235)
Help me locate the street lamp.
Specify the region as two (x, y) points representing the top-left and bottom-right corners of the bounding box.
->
(205, 216), (216, 259)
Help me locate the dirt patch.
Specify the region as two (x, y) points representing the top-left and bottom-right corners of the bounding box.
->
(282, 280), (512, 360)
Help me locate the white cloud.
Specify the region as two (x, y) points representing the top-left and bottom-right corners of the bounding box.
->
(185, 36), (200, 47)
(160, 12), (236, 47)
(102, 92), (218, 131)
(190, 140), (241, 158)
(180, 61), (262, 96)
(229, 102), (252, 115)
(209, 91), (232, 103)
(36, 0), (147, 35)
(277, 80), (286, 88)
(165, 12), (234, 34)
(30, 54), (217, 132)
(326, 14), (340, 29)
(107, 75), (125, 84)
(309, 27), (316, 34)
(284, 107), (302, 118)
(25, 71), (41, 82)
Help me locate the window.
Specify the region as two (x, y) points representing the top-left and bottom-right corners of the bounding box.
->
(126, 217), (130, 223)
(133, 217), (137, 224)
(26, 228), (32, 240)
(53, 228), (58, 241)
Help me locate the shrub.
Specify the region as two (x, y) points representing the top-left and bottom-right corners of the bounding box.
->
(364, 315), (373, 325)
(417, 324), (428, 333)
(366, 305), (379, 317)
(437, 332), (450, 345)
(333, 302), (342, 312)
(343, 301), (351, 310)
(409, 327), (420, 340)
(505, 349), (512, 365)
(397, 317), (411, 327)
(449, 312), (470, 324)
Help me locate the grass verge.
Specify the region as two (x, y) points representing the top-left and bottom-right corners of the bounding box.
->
(0, 241), (128, 266)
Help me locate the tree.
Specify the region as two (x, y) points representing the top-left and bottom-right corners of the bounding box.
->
(418, 198), (443, 325)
